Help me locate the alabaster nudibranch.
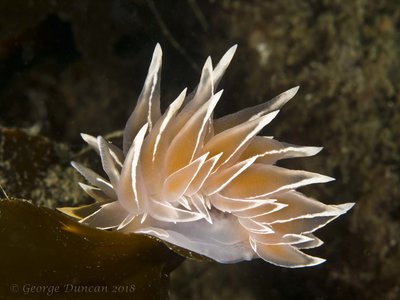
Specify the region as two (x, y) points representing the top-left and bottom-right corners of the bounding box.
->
(60, 44), (354, 268)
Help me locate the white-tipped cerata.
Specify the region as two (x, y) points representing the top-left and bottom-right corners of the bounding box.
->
(62, 44), (354, 268)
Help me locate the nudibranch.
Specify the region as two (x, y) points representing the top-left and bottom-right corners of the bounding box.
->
(60, 44), (354, 267)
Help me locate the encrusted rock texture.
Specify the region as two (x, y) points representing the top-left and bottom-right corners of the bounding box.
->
(0, 1), (399, 299)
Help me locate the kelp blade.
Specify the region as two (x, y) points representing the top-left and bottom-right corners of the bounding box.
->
(0, 199), (183, 299)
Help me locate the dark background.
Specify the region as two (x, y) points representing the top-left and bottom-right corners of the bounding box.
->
(0, 1), (399, 299)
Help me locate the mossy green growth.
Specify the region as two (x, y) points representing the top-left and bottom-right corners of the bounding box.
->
(0, 199), (183, 300)
(0, 128), (85, 208)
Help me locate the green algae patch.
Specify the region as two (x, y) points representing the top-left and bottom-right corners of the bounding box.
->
(0, 128), (57, 194)
(0, 199), (183, 299)
(0, 128), (85, 208)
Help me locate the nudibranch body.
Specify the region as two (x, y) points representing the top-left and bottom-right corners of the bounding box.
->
(61, 44), (354, 267)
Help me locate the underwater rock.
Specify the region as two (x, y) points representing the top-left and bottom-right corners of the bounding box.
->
(0, 128), (84, 208)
